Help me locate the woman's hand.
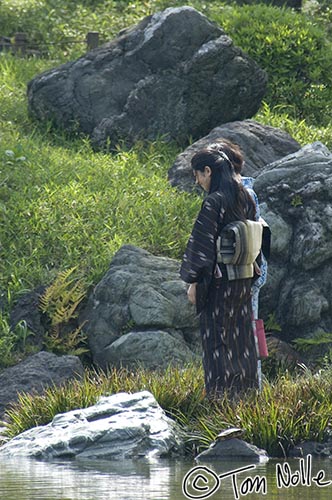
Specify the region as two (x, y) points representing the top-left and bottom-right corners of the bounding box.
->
(187, 283), (197, 305)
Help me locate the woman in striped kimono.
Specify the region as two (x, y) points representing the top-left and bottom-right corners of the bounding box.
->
(213, 139), (268, 320)
(210, 140), (269, 391)
(180, 145), (259, 397)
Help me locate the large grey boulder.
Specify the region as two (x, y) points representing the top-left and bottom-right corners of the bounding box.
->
(27, 7), (267, 149)
(80, 245), (200, 370)
(168, 120), (300, 191)
(0, 351), (84, 418)
(255, 142), (332, 343)
(0, 391), (184, 460)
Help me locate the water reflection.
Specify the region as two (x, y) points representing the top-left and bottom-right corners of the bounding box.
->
(0, 457), (332, 499)
(0, 457), (173, 500)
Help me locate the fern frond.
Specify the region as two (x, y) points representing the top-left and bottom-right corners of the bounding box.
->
(39, 267), (79, 314)
(39, 267), (88, 355)
(294, 332), (332, 352)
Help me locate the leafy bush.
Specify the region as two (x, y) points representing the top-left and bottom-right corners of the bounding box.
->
(216, 3), (332, 125)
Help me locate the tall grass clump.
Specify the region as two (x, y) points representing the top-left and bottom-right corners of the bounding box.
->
(4, 364), (332, 458)
(3, 363), (206, 439)
(179, 367), (332, 457)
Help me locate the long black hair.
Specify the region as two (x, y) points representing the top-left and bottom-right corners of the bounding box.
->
(191, 145), (255, 221)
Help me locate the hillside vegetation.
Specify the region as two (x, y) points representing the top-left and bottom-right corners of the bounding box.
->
(0, 0), (332, 365)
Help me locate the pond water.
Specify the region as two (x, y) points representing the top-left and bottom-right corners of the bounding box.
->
(0, 455), (332, 499)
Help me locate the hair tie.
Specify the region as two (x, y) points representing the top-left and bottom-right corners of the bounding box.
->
(219, 150), (231, 163)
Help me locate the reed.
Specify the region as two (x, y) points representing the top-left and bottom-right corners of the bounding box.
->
(4, 363), (332, 458)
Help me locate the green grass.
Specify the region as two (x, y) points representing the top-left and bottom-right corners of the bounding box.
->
(1, 125), (196, 289)
(3, 363), (332, 458)
(256, 102), (332, 149)
(0, 55), (200, 293)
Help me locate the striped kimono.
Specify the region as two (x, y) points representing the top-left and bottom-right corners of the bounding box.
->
(180, 191), (258, 396)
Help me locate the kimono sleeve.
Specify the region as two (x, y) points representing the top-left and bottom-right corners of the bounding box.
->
(180, 194), (223, 284)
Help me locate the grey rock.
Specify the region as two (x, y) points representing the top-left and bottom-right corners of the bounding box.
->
(281, 283), (329, 327)
(0, 391), (184, 460)
(196, 437), (269, 462)
(80, 245), (199, 369)
(255, 142), (332, 343)
(258, 263), (286, 319)
(260, 204), (292, 257)
(290, 440), (332, 459)
(168, 120), (300, 191)
(105, 330), (198, 370)
(0, 351), (84, 417)
(9, 285), (47, 347)
(27, 7), (267, 149)
(129, 286), (176, 327)
(266, 335), (303, 367)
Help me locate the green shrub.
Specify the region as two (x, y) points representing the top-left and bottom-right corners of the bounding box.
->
(217, 3), (332, 126)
